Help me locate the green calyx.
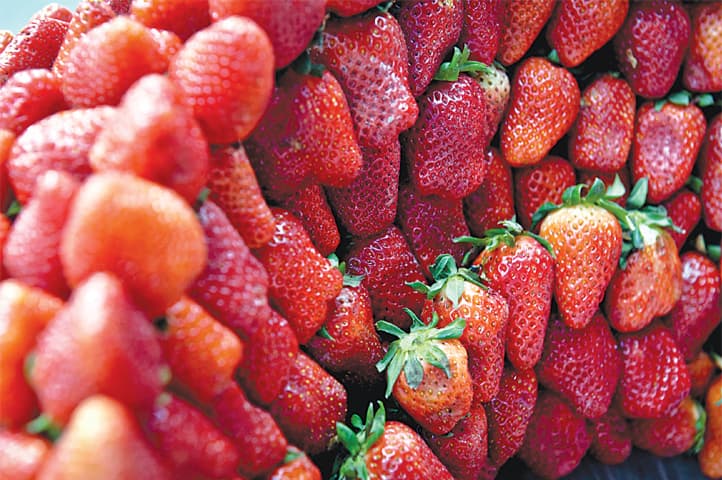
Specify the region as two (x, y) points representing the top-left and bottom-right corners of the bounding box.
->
(695, 235), (721, 263)
(690, 399), (707, 455)
(6, 199), (21, 218)
(26, 414), (62, 442)
(375, 309), (465, 398)
(434, 44), (493, 82)
(686, 175), (703, 195)
(334, 401), (386, 480)
(407, 254), (485, 308)
(329, 253), (364, 287)
(655, 90), (716, 111)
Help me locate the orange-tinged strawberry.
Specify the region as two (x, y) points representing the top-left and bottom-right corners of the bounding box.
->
(687, 351), (716, 399)
(699, 374), (722, 478)
(0, 69), (67, 136)
(464, 148), (515, 236)
(702, 114), (722, 232)
(278, 185), (340, 257)
(683, 3), (722, 93)
(131, 0), (210, 41)
(148, 27), (182, 66)
(0, 431), (49, 480)
(0, 214), (8, 277)
(514, 155), (576, 230)
(267, 448), (321, 480)
(496, 0), (555, 66)
(589, 406), (632, 465)
(631, 395), (705, 457)
(325, 0), (382, 17)
(0, 129), (14, 211)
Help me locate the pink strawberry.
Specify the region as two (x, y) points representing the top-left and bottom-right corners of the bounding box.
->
(514, 155), (576, 230)
(0, 431), (49, 480)
(589, 406), (632, 465)
(278, 185), (340, 257)
(0, 69), (67, 135)
(458, 0), (504, 65)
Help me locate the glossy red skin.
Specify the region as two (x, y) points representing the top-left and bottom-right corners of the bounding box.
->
(631, 102), (706, 204)
(267, 450), (321, 480)
(683, 3), (722, 93)
(131, 0), (210, 41)
(663, 189), (702, 250)
(614, 0), (691, 99)
(577, 166), (631, 207)
(310, 11), (418, 149)
(702, 114), (722, 231)
(589, 406), (632, 465)
(278, 184), (340, 257)
(665, 252), (721, 361)
(424, 405), (488, 480)
(458, 0), (503, 65)
(0, 69), (67, 135)
(569, 74), (635, 173)
(0, 431), (49, 480)
(547, 0), (628, 67)
(325, 0), (381, 17)
(326, 141), (400, 238)
(631, 396), (700, 457)
(4, 171), (78, 298)
(464, 148), (514, 236)
(496, 0), (555, 66)
(514, 155), (576, 230)
(616, 322), (691, 419)
(395, 0), (463, 97)
(344, 225), (426, 329)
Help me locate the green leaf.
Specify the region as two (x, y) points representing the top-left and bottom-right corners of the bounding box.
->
(336, 423), (361, 455)
(375, 342), (398, 373)
(429, 254), (458, 281)
(530, 201), (559, 230)
(434, 44), (492, 81)
(366, 401), (386, 447)
(403, 356), (424, 389)
(194, 187), (210, 209)
(690, 400), (706, 454)
(328, 253), (340, 269)
(350, 414), (363, 430)
(453, 235), (486, 247)
(434, 317), (466, 340)
(283, 449), (303, 464)
(686, 175), (703, 194)
(406, 308), (428, 330)
(383, 351), (406, 398)
(6, 199), (21, 217)
(696, 93), (715, 108)
(423, 344), (451, 378)
(654, 99), (667, 111)
(523, 231), (556, 258)
(626, 178), (649, 210)
(605, 174), (626, 200)
(547, 49), (560, 64)
(444, 275), (465, 308)
(318, 325), (334, 341)
(26, 414), (62, 441)
(375, 320), (406, 339)
(668, 90), (692, 106)
(406, 280), (431, 296)
(343, 273), (364, 287)
(585, 178), (606, 202)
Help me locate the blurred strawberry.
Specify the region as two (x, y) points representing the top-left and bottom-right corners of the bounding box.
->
(148, 27), (182, 66)
(0, 431), (49, 480)
(631, 396), (705, 457)
(458, 0), (503, 65)
(0, 129), (12, 212)
(699, 374), (722, 478)
(663, 187), (702, 249)
(325, 0), (381, 17)
(688, 351), (716, 398)
(496, 0), (555, 66)
(0, 214), (8, 277)
(464, 148), (514, 236)
(131, 0), (210, 41)
(684, 3), (722, 93)
(702, 114), (722, 232)
(105, 0), (131, 14)
(0, 69), (67, 136)
(589, 406), (632, 465)
(266, 448), (321, 480)
(514, 155), (576, 230)
(424, 405), (488, 480)
(278, 185), (340, 257)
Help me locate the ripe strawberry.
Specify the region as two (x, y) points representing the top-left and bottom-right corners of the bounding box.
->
(335, 402), (453, 479)
(514, 155), (576, 230)
(310, 11), (418, 149)
(458, 0), (504, 65)
(699, 374), (722, 478)
(188, 200), (271, 338)
(702, 114), (722, 232)
(663, 188), (702, 249)
(496, 0), (555, 66)
(326, 141), (400, 238)
(104, 0), (131, 14)
(161, 296), (243, 404)
(267, 448), (321, 480)
(424, 405), (488, 480)
(632, 395), (705, 457)
(326, 0), (382, 17)
(394, 0), (463, 97)
(0, 129), (13, 212)
(688, 351), (717, 398)
(616, 322), (691, 419)
(0, 280), (63, 427)
(464, 148), (514, 236)
(0, 214), (8, 277)
(537, 312), (622, 418)
(518, 390), (592, 479)
(500, 57), (580, 167)
(631, 100), (706, 204)
(684, 3), (722, 93)
(278, 185), (340, 257)
(344, 225), (426, 328)
(0, 431), (49, 480)
(570, 73), (635, 173)
(148, 27), (182, 66)
(37, 395), (172, 480)
(269, 352), (348, 454)
(89, 73), (210, 203)
(61, 172), (207, 317)
(589, 406), (632, 465)
(546, 0), (628, 67)
(0, 69), (67, 136)
(169, 16), (274, 144)
(7, 106), (114, 204)
(3, 170), (79, 298)
(614, 0), (691, 98)
(577, 166), (631, 207)
(131, 0), (210, 41)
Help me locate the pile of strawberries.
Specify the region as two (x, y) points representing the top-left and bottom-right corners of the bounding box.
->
(0, 0), (721, 479)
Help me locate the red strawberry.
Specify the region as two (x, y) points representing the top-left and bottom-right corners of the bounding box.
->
(458, 0), (504, 65)
(310, 11), (418, 149)
(0, 214), (8, 277)
(424, 405), (488, 480)
(325, 0), (382, 17)
(518, 390), (592, 479)
(496, 0), (555, 66)
(663, 188), (702, 249)
(688, 351), (716, 398)
(325, 141), (400, 238)
(464, 148), (515, 236)
(614, 0), (691, 99)
(89, 73), (210, 203)
(0, 129), (12, 212)
(269, 352), (347, 454)
(189, 200), (271, 338)
(209, 0), (324, 69)
(3, 170), (79, 298)
(148, 27), (182, 65)
(577, 166), (631, 206)
(569, 73), (635, 173)
(253, 208), (343, 344)
(702, 114), (722, 232)
(278, 185), (340, 257)
(589, 406), (632, 465)
(514, 155), (576, 230)
(631, 395), (705, 457)
(266, 448), (321, 480)
(683, 3), (722, 93)
(344, 225), (426, 329)
(0, 431), (49, 480)
(169, 16), (274, 144)
(61, 172), (207, 318)
(484, 366), (538, 468)
(700, 374), (722, 478)
(500, 57), (580, 167)
(394, 0), (463, 97)
(131, 0), (210, 41)
(161, 296), (243, 404)
(546, 0), (628, 67)
(7, 106), (114, 204)
(0, 69), (67, 136)
(105, 0), (131, 14)
(616, 322), (691, 418)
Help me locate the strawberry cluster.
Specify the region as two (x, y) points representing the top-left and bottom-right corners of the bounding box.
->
(0, 1), (721, 479)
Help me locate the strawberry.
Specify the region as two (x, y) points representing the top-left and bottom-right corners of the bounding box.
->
(394, 0), (463, 97)
(325, 0), (382, 17)
(699, 374), (722, 478)
(326, 141), (400, 238)
(253, 208), (343, 344)
(377, 308), (472, 435)
(463, 148), (515, 236)
(247, 68), (363, 197)
(0, 129), (13, 212)
(424, 405), (488, 480)
(688, 351), (716, 398)
(589, 406), (632, 465)
(266, 448), (321, 480)
(169, 16), (274, 144)
(105, 0), (131, 14)
(514, 155), (576, 230)
(0, 431), (49, 480)
(161, 296), (243, 404)
(546, 0), (628, 67)
(472, 59), (510, 128)
(0, 280), (63, 427)
(344, 225), (426, 329)
(310, 11), (418, 149)
(131, 0), (210, 41)
(577, 166), (631, 206)
(518, 390), (592, 479)
(484, 366), (538, 468)
(209, 0), (324, 69)
(616, 322), (691, 419)
(631, 395), (705, 457)
(683, 3), (722, 93)
(500, 57), (580, 167)
(614, 0), (691, 99)
(702, 114), (722, 232)
(269, 352), (348, 454)
(37, 395), (172, 480)
(537, 312), (622, 419)
(496, 0), (555, 66)
(89, 73), (210, 203)
(0, 214), (8, 277)
(3, 170), (79, 298)
(148, 27), (182, 65)
(569, 73), (635, 173)
(0, 69), (67, 136)
(61, 172), (207, 317)
(7, 106), (114, 204)
(631, 100), (706, 204)
(278, 185), (340, 257)
(458, 0), (504, 65)
(188, 200), (272, 338)
(335, 402), (453, 479)
(663, 188), (702, 249)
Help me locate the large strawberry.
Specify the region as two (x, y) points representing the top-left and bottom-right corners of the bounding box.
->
(278, 185), (340, 257)
(0, 68), (67, 136)
(463, 148), (515, 236)
(496, 0), (555, 66)
(631, 396), (705, 457)
(0, 431), (50, 480)
(702, 113), (722, 232)
(458, 0), (504, 65)
(683, 3), (722, 93)
(130, 0), (210, 41)
(514, 155), (576, 230)
(589, 406), (632, 465)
